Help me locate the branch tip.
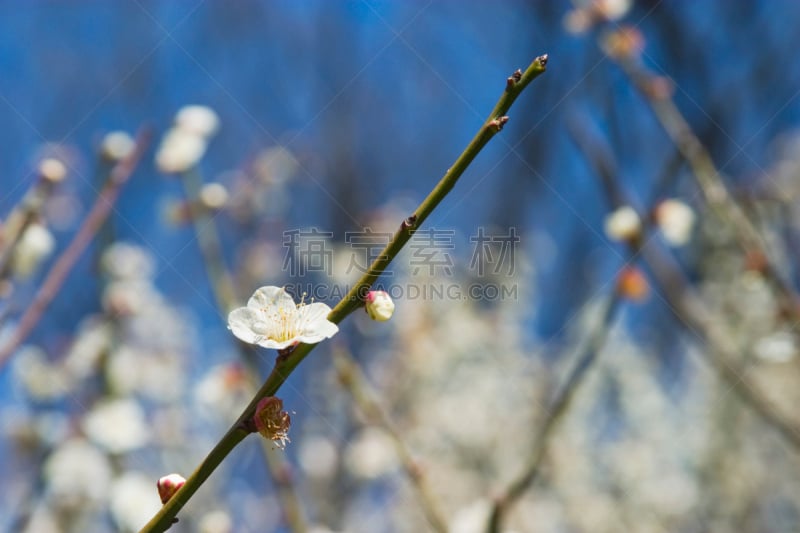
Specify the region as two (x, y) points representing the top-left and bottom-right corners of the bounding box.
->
(402, 214), (418, 230)
(537, 54), (548, 67)
(505, 69), (523, 91)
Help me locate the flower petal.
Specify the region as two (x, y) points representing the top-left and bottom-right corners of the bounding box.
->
(247, 286), (295, 314)
(296, 303), (338, 343)
(256, 338), (297, 350)
(228, 307), (265, 344)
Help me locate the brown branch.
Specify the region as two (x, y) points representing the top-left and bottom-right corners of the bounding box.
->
(573, 119), (800, 450)
(611, 49), (800, 320)
(487, 292), (622, 532)
(333, 346), (449, 533)
(0, 127), (153, 369)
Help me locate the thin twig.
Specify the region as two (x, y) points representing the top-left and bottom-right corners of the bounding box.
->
(178, 167), (238, 314)
(611, 51), (800, 317)
(0, 127), (152, 369)
(139, 54), (548, 532)
(573, 121), (800, 451)
(333, 346), (449, 533)
(487, 292), (622, 532)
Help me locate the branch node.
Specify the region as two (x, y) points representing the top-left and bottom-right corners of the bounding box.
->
(505, 69), (522, 91)
(238, 417), (257, 434)
(489, 116), (510, 131)
(402, 214), (418, 230)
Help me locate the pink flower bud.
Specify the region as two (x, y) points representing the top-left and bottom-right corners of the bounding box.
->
(157, 473), (186, 504)
(365, 290), (395, 322)
(617, 266), (649, 301)
(253, 396), (291, 449)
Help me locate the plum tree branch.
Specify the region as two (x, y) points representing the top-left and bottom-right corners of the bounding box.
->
(139, 54), (548, 532)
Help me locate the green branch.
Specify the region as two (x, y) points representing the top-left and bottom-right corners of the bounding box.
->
(140, 53), (547, 532)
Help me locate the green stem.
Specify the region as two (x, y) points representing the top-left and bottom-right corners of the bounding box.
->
(179, 168), (238, 313)
(178, 168), (309, 533)
(140, 53), (547, 532)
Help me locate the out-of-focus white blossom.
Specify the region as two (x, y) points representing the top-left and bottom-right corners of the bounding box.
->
(12, 223), (55, 277)
(654, 199), (696, 246)
(754, 330), (796, 363)
(299, 435), (339, 478)
(14, 346), (72, 400)
(38, 157), (67, 183)
(101, 243), (155, 280)
(175, 105), (220, 138)
(228, 286), (338, 349)
(194, 364), (252, 420)
(563, 0), (631, 34)
(155, 127), (208, 174)
(106, 345), (185, 402)
(102, 280), (158, 315)
(199, 510), (234, 533)
(111, 472), (163, 531)
(82, 398), (150, 454)
(199, 182), (229, 210)
(44, 439), (113, 512)
(344, 427), (397, 479)
(62, 318), (113, 380)
(595, 0), (632, 20)
(563, 8), (594, 33)
(156, 105), (219, 173)
(101, 131), (136, 162)
(604, 205), (642, 242)
(365, 290), (395, 322)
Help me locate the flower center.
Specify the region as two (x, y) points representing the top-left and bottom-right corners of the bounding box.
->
(264, 296), (308, 342)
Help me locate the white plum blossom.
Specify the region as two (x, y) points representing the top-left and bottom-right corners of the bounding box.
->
(155, 105), (220, 174)
(111, 471), (163, 531)
(101, 131), (136, 162)
(38, 157), (67, 183)
(655, 198), (696, 246)
(604, 205), (641, 242)
(344, 427), (397, 479)
(175, 105), (220, 137)
(155, 127), (208, 174)
(82, 397), (150, 454)
(12, 223), (55, 277)
(199, 182), (229, 210)
(228, 286), (338, 350)
(595, 0), (632, 21)
(44, 439), (113, 512)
